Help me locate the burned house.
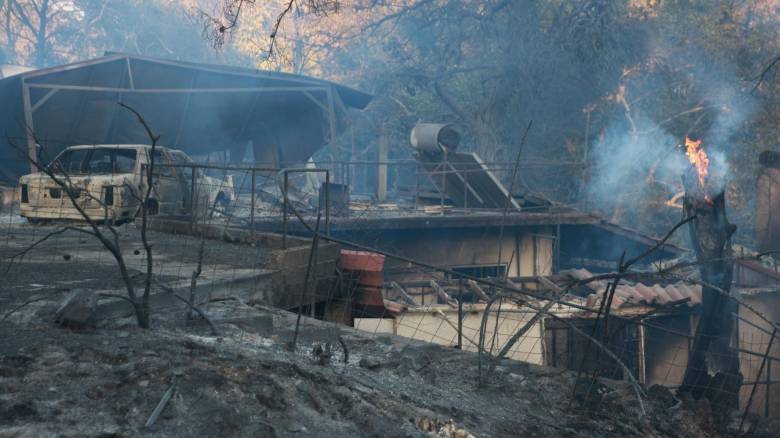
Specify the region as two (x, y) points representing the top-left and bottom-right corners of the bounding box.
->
(545, 262), (780, 418)
(257, 123), (684, 283)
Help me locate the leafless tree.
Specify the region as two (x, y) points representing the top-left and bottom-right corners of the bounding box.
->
(4, 103), (162, 328)
(192, 0), (339, 58)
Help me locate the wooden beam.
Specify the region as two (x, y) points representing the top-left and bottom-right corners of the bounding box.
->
(26, 84), (330, 94)
(429, 280), (457, 307)
(21, 82), (37, 174)
(466, 279), (490, 302)
(31, 88), (59, 113)
(125, 56), (136, 90)
(377, 130), (388, 202)
(537, 276), (564, 294)
(388, 281), (416, 306)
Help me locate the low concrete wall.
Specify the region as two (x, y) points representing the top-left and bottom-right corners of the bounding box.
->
(147, 217), (310, 250)
(739, 292), (780, 418)
(356, 302), (575, 365)
(147, 218), (342, 309)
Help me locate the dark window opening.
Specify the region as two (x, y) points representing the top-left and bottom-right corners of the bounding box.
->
(449, 264), (506, 279)
(51, 148), (137, 175)
(103, 186), (114, 206)
(151, 150), (174, 177)
(168, 150), (204, 182)
(543, 316), (641, 380)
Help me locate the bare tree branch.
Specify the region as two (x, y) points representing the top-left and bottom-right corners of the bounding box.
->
(1, 296), (48, 321)
(171, 292), (220, 336)
(119, 102), (160, 329)
(751, 53), (780, 93)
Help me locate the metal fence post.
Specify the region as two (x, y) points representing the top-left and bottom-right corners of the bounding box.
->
(283, 170), (289, 250)
(415, 165), (420, 211)
(190, 164), (196, 224)
(767, 357), (772, 418)
(440, 166), (445, 214)
(250, 168), (256, 228)
(325, 170), (330, 236)
(463, 169), (468, 213)
(741, 326), (778, 430)
(458, 278), (463, 350)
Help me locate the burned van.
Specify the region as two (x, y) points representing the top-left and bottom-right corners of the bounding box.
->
(18, 145), (233, 223)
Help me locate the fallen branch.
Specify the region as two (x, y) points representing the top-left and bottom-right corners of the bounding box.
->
(144, 379), (176, 428)
(1, 296), (49, 321)
(171, 293), (220, 336)
(337, 335), (349, 364)
(98, 292), (138, 306)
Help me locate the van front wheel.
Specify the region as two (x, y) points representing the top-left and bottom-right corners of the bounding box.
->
(145, 199), (159, 216)
(134, 199), (159, 219)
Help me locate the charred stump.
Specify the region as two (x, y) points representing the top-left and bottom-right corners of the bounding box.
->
(678, 164), (741, 418)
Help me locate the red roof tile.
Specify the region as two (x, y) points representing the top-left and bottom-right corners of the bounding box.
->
(564, 268), (702, 309)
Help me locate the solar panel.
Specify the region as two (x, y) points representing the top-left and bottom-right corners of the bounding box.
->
(415, 151), (521, 210)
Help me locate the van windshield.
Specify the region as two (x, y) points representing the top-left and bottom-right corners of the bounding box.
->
(52, 148), (137, 175)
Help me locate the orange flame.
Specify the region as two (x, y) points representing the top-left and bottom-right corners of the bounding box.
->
(685, 136), (709, 188)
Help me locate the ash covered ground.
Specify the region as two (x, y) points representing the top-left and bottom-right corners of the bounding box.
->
(2, 301), (716, 438)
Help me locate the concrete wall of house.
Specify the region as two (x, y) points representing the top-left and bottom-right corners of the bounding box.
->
(756, 167), (780, 254)
(355, 303), (575, 365)
(638, 300), (780, 419)
(381, 226), (554, 283)
(356, 305), (544, 364)
(738, 293), (780, 418)
(733, 261), (780, 289)
(643, 314), (692, 387)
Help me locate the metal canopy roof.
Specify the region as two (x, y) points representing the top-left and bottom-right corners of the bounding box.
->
(0, 53), (372, 183)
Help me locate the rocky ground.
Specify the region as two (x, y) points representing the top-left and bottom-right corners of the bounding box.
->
(0, 216), (773, 437)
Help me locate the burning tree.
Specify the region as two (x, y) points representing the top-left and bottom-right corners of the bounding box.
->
(678, 134), (741, 415)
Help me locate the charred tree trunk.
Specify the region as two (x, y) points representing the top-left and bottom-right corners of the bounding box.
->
(678, 168), (741, 416)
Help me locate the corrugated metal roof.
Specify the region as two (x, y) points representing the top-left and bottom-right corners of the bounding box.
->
(593, 221), (687, 257)
(563, 268), (702, 309)
(0, 64), (33, 79)
(0, 54), (371, 183)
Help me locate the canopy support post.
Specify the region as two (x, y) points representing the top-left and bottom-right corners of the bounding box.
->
(22, 81), (37, 173)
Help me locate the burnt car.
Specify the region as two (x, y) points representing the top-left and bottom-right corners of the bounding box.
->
(18, 144), (233, 223)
